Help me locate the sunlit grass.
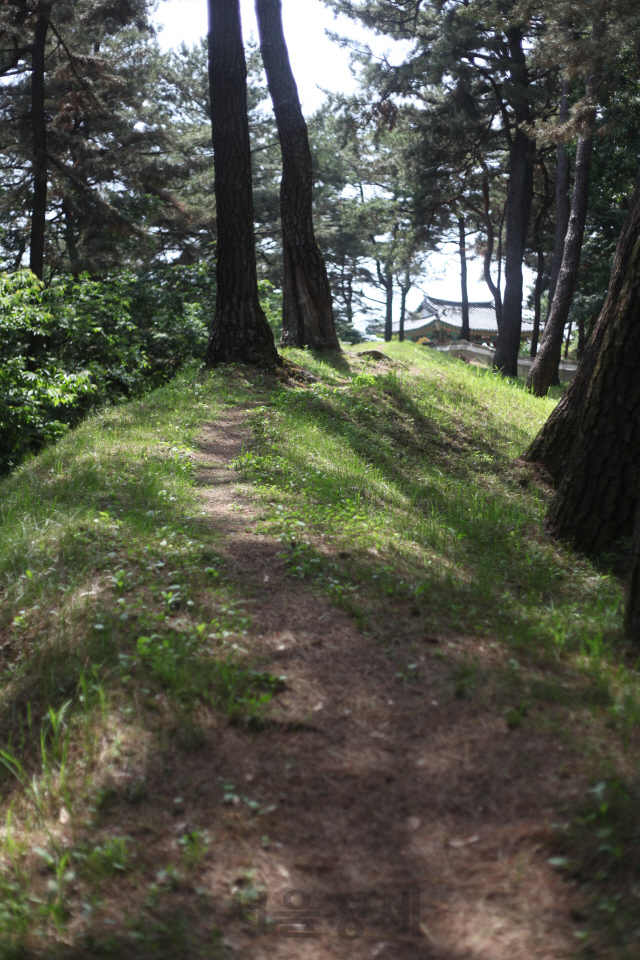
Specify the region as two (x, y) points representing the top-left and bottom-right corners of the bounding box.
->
(239, 343), (622, 660)
(0, 364), (280, 953)
(0, 342), (635, 955)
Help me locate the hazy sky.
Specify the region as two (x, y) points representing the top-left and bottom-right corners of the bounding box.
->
(152, 0), (509, 307)
(154, 0), (378, 113)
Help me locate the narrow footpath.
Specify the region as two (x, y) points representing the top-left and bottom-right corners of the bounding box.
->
(116, 408), (583, 959)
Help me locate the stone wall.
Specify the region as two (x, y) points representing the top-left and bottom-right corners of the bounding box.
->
(430, 342), (577, 383)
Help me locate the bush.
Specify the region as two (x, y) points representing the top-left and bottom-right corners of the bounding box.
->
(0, 263), (216, 473)
(0, 272), (95, 472)
(0, 262), (293, 473)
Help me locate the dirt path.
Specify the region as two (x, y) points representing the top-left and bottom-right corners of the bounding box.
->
(108, 410), (583, 959)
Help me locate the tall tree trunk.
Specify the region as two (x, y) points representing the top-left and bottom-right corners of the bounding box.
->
(341, 267), (354, 329)
(459, 216), (470, 340)
(12, 237), (26, 273)
(399, 271), (411, 342)
(384, 273), (393, 342)
(523, 169), (640, 485)
(62, 195), (81, 279)
(540, 172), (640, 554)
(255, 0), (339, 350)
(530, 166), (552, 358)
(477, 177), (502, 325)
(526, 81), (597, 396)
(376, 260), (394, 342)
(546, 76), (571, 316)
(625, 497), (640, 642)
(493, 28), (535, 376)
(497, 204), (505, 300)
(577, 313), (586, 359)
(29, 0), (51, 280)
(205, 0), (279, 369)
(340, 262), (355, 329)
(531, 245), (544, 357)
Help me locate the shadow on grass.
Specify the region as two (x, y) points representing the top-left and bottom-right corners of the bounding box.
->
(309, 347), (352, 374)
(370, 343), (568, 401)
(0, 361), (629, 959)
(251, 370), (622, 658)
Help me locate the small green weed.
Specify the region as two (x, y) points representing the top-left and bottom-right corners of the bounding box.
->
(75, 837), (129, 890)
(450, 660), (479, 700)
(178, 829), (211, 869)
(504, 701), (529, 729)
(134, 625), (282, 726)
(551, 777), (640, 952)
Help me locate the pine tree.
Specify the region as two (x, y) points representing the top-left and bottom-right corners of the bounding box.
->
(325, 0), (553, 375)
(205, 0), (279, 368)
(525, 14), (606, 395)
(536, 168), (640, 553)
(0, 1), (207, 276)
(255, 0), (339, 349)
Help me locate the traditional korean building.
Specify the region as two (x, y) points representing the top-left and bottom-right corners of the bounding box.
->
(367, 296), (535, 346)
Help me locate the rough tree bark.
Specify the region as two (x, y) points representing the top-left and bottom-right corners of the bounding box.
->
(459, 216), (470, 340)
(541, 171), (640, 553)
(339, 265), (355, 329)
(399, 270), (411, 342)
(62, 195), (81, 279)
(625, 499), (640, 641)
(29, 0), (51, 280)
(530, 166), (553, 357)
(523, 169), (640, 485)
(255, 0), (339, 350)
(531, 245), (544, 357)
(577, 313), (586, 359)
(377, 261), (393, 342)
(526, 79), (597, 396)
(473, 175), (503, 326)
(493, 27), (535, 376)
(546, 77), (571, 315)
(205, 0), (279, 368)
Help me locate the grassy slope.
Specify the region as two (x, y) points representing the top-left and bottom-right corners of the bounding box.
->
(0, 342), (637, 956)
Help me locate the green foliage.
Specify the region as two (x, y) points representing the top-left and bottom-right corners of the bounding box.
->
(135, 623), (281, 727)
(0, 263), (218, 473)
(258, 279), (283, 342)
(568, 71), (640, 343)
(0, 341), (635, 952)
(310, 104), (424, 339)
(0, 272), (96, 473)
(75, 837), (129, 890)
(0, 872), (31, 953)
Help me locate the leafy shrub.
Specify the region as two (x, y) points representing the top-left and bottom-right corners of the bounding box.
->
(43, 262), (215, 398)
(0, 262), (290, 474)
(0, 272), (96, 472)
(259, 279), (283, 342)
(0, 361), (94, 472)
(0, 264), (215, 473)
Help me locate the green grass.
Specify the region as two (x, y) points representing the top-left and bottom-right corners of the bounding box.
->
(0, 364), (283, 954)
(238, 343), (621, 655)
(0, 342), (637, 955)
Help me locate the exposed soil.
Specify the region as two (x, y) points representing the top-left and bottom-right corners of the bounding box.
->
(88, 408), (587, 959)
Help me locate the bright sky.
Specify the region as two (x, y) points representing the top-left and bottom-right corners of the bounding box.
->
(153, 0), (518, 314)
(154, 0), (375, 113)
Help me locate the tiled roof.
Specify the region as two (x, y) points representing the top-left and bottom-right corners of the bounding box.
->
(415, 297), (534, 333)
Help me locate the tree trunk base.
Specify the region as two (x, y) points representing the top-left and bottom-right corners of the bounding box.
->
(206, 304), (281, 369)
(493, 339), (519, 377)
